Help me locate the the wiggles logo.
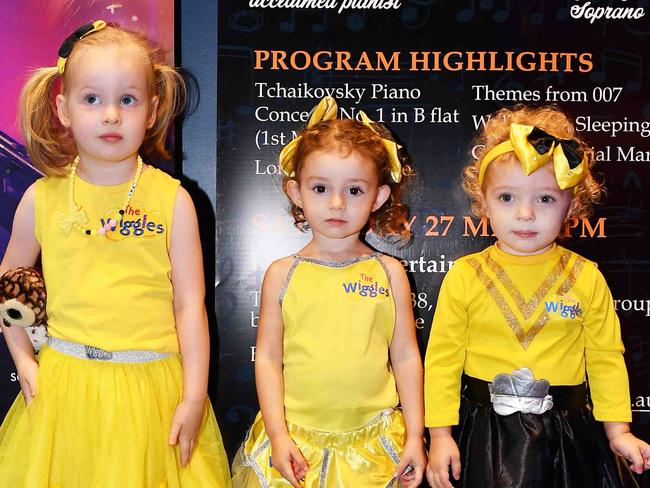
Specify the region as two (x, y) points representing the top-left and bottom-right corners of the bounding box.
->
(342, 273), (390, 298)
(101, 202), (166, 241)
(544, 296), (583, 319)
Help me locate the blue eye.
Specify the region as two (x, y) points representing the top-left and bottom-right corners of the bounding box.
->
(312, 185), (327, 193)
(121, 95), (136, 106)
(84, 94), (100, 104)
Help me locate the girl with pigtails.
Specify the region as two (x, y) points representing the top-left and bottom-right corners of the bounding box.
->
(0, 20), (230, 487)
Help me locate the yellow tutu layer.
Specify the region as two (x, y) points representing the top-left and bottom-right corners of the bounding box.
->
(0, 345), (231, 487)
(231, 409), (405, 488)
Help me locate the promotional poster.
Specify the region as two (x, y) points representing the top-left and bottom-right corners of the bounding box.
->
(216, 0), (650, 472)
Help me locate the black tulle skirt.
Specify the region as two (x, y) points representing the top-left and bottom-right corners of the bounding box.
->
(452, 376), (639, 488)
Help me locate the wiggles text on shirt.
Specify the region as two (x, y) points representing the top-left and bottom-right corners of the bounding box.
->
(101, 203), (166, 239)
(342, 273), (390, 298)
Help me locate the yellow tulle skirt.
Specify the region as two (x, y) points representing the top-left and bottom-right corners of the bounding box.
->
(0, 345), (231, 487)
(231, 409), (405, 488)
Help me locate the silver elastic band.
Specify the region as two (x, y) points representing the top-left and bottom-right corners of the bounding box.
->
(48, 336), (171, 363)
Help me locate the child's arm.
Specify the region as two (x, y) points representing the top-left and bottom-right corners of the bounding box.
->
(167, 187), (211, 467)
(582, 265), (650, 473)
(0, 184), (41, 404)
(427, 426), (460, 488)
(384, 256), (426, 488)
(255, 258), (308, 488)
(604, 422), (650, 474)
(423, 262), (468, 488)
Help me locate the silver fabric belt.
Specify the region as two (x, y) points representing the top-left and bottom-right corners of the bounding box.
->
(47, 336), (171, 363)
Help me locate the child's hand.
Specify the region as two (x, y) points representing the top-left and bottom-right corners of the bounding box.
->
(16, 358), (38, 405)
(270, 434), (309, 487)
(393, 435), (426, 487)
(168, 398), (205, 467)
(426, 432), (461, 488)
(609, 431), (650, 474)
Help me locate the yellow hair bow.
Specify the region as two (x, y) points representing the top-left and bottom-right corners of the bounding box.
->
(279, 96), (403, 183)
(57, 20), (107, 75)
(279, 96), (338, 178)
(478, 123), (588, 190)
(357, 111), (403, 183)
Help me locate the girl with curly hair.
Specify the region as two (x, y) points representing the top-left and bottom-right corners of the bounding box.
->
(232, 96), (426, 488)
(425, 105), (649, 488)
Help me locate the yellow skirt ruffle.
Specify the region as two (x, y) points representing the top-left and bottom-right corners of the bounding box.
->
(0, 345), (231, 487)
(231, 409), (405, 488)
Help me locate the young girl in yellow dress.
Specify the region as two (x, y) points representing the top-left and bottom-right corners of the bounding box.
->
(425, 105), (650, 488)
(0, 21), (230, 487)
(231, 96), (426, 488)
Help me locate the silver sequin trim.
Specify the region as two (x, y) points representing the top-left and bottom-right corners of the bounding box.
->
(48, 337), (170, 363)
(239, 427), (272, 488)
(373, 254), (392, 282)
(319, 448), (331, 488)
(279, 256), (301, 305)
(296, 252), (380, 268)
(379, 435), (400, 464)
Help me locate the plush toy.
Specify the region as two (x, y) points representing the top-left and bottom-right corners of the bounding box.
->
(0, 267), (48, 351)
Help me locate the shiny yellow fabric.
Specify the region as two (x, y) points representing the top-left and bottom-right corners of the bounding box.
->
(279, 96), (403, 183)
(282, 254), (399, 432)
(478, 123), (588, 190)
(34, 167), (180, 353)
(279, 96), (337, 177)
(0, 346), (231, 487)
(425, 244), (631, 427)
(231, 409), (406, 488)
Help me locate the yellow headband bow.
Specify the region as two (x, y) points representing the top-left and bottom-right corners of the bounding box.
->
(279, 96), (403, 183)
(478, 123), (588, 190)
(56, 20), (107, 75)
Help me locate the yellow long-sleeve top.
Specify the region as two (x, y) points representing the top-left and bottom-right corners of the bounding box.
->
(424, 244), (631, 427)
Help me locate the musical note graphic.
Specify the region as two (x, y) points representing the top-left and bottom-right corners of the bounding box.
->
(346, 12), (366, 31)
(456, 0), (477, 23)
(590, 49), (642, 92)
(530, 0), (545, 26)
(229, 10), (264, 33)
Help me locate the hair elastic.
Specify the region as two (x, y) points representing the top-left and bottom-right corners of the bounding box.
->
(56, 20), (107, 74)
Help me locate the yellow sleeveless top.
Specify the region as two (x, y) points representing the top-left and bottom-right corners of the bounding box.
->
(34, 166), (180, 353)
(281, 253), (399, 432)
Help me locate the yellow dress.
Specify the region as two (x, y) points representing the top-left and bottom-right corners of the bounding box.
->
(232, 253), (405, 488)
(0, 167), (231, 487)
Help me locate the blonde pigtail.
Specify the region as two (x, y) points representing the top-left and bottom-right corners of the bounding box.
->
(142, 64), (187, 160)
(19, 67), (72, 175)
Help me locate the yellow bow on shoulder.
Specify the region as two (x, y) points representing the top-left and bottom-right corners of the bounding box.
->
(279, 96), (403, 183)
(478, 123), (588, 190)
(59, 205), (88, 235)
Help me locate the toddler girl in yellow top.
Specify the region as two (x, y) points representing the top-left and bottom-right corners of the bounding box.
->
(425, 105), (650, 488)
(231, 97), (426, 488)
(0, 21), (230, 487)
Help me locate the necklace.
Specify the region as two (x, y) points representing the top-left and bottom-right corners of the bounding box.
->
(60, 155), (144, 237)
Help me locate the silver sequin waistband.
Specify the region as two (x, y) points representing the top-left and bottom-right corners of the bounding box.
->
(47, 337), (171, 363)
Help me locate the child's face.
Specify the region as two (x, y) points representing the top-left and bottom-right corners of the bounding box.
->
(482, 158), (575, 256)
(55, 44), (158, 167)
(286, 148), (390, 242)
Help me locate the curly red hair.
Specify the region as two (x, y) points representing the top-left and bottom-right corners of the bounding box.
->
(282, 118), (413, 238)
